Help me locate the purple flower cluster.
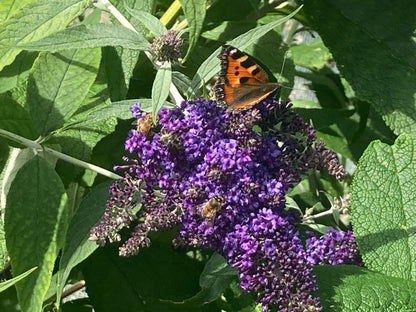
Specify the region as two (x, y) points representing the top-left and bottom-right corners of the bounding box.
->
(223, 209), (320, 311)
(90, 98), (346, 311)
(151, 29), (183, 62)
(305, 228), (362, 266)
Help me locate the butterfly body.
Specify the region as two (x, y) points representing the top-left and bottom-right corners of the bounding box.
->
(213, 45), (283, 110)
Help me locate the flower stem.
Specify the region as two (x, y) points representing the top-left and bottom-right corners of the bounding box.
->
(303, 207), (335, 223)
(159, 0), (182, 27)
(97, 0), (136, 32)
(0, 129), (121, 180)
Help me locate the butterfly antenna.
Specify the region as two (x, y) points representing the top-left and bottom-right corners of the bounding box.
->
(279, 51), (289, 82)
(277, 51), (294, 92)
(279, 51), (317, 95)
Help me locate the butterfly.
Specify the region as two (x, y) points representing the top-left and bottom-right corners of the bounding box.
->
(213, 45), (283, 111)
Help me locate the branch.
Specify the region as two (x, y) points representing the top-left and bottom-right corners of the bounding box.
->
(0, 129), (121, 180)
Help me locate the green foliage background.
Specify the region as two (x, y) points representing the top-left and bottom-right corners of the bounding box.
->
(0, 0), (415, 311)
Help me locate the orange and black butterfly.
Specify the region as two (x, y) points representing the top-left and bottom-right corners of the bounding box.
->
(213, 45), (283, 111)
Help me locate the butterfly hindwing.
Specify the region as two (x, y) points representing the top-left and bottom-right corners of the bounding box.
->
(213, 45), (283, 110)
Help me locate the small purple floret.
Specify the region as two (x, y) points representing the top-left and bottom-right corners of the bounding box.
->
(306, 228), (362, 266)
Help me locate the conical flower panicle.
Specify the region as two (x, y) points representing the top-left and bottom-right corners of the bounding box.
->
(90, 98), (347, 311)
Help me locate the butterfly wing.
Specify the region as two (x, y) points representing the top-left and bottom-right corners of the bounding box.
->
(230, 83), (282, 110)
(213, 45), (283, 110)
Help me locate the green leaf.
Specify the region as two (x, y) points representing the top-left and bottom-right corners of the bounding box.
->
(95, 5), (143, 94)
(66, 99), (174, 130)
(179, 0), (207, 62)
(117, 48), (141, 91)
(294, 108), (355, 131)
(199, 253), (237, 289)
(304, 0), (416, 134)
(55, 118), (118, 163)
(0, 219), (7, 271)
(102, 47), (128, 102)
(83, 244), (202, 311)
(316, 128), (355, 163)
(201, 21), (256, 42)
(182, 253), (236, 305)
(1, 148), (37, 214)
(18, 24), (151, 52)
(5, 156), (69, 312)
(108, 0), (153, 36)
(0, 267), (37, 293)
(0, 51), (38, 93)
(293, 108), (357, 161)
(289, 38), (331, 70)
(47, 69), (114, 163)
(125, 7), (167, 36)
(56, 181), (110, 306)
(295, 70), (347, 108)
(0, 0), (28, 22)
(0, 93), (38, 141)
(351, 134), (416, 279)
(0, 286), (18, 312)
(152, 62), (172, 121)
(0, 0), (89, 71)
(190, 6), (303, 92)
(172, 71), (194, 99)
(28, 48), (101, 136)
(315, 265), (416, 311)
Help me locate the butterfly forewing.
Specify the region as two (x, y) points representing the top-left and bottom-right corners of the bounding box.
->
(225, 46), (270, 84)
(213, 45), (283, 110)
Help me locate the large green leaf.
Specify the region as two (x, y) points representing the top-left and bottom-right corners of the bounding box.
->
(18, 24), (150, 52)
(56, 181), (110, 306)
(0, 0), (28, 22)
(0, 51), (38, 94)
(5, 156), (69, 312)
(179, 0), (207, 62)
(50, 79), (119, 164)
(351, 134), (416, 279)
(70, 99), (173, 128)
(0, 93), (38, 141)
(190, 6), (302, 92)
(83, 244), (203, 311)
(315, 265), (416, 311)
(304, 0), (416, 134)
(0, 0), (89, 71)
(102, 47), (128, 102)
(54, 119), (118, 163)
(289, 38), (331, 70)
(27, 48), (101, 136)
